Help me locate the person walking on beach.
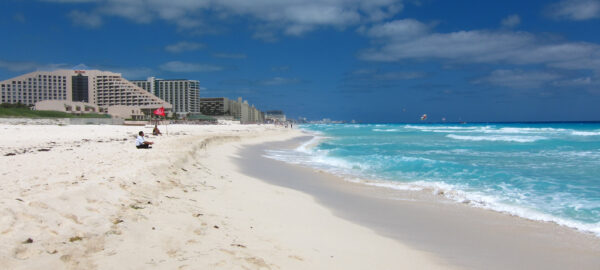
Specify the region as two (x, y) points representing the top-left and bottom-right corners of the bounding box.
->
(136, 131), (154, 149)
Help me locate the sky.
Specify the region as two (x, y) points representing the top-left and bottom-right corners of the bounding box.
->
(1, 0), (599, 122)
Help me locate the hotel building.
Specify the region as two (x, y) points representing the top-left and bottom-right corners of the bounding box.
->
(0, 69), (171, 119)
(132, 77), (200, 117)
(265, 110), (286, 122)
(200, 97), (265, 124)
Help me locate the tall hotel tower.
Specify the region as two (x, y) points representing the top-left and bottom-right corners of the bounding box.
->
(132, 77), (200, 116)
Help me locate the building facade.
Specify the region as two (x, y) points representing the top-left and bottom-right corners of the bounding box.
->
(265, 110), (286, 122)
(0, 69), (171, 119)
(199, 97), (230, 116)
(200, 97), (265, 124)
(132, 77), (199, 116)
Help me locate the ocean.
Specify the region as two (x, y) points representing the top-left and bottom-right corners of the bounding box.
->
(264, 123), (600, 236)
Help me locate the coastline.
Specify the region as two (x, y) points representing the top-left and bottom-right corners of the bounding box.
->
(0, 124), (454, 269)
(236, 135), (600, 270)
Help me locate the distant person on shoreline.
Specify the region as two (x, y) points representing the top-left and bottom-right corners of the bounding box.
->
(153, 124), (162, 136)
(136, 131), (154, 149)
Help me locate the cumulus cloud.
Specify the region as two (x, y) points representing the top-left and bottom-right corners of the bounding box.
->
(546, 0), (600, 20)
(48, 0), (405, 38)
(212, 53), (247, 59)
(363, 19), (430, 39)
(68, 10), (103, 28)
(351, 69), (425, 80)
(552, 76), (600, 87)
(259, 77), (302, 86)
(474, 69), (561, 89)
(165, 42), (205, 53)
(501, 14), (521, 28)
(13, 13), (26, 23)
(359, 19), (600, 73)
(108, 67), (153, 80)
(272, 66), (290, 72)
(42, 0), (99, 2)
(159, 61), (223, 72)
(220, 77), (304, 86)
(0, 60), (69, 73)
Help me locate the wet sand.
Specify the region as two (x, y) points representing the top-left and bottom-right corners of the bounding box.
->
(236, 136), (600, 270)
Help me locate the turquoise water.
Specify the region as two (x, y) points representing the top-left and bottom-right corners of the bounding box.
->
(265, 123), (600, 236)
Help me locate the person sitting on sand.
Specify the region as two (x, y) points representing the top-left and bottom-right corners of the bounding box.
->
(153, 124), (162, 136)
(136, 131), (154, 149)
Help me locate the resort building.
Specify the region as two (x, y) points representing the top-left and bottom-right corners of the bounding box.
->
(132, 77), (200, 117)
(199, 97), (231, 116)
(265, 110), (286, 122)
(0, 69), (171, 119)
(200, 97), (265, 124)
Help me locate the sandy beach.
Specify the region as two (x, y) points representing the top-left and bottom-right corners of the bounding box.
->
(239, 137), (600, 270)
(0, 123), (454, 269)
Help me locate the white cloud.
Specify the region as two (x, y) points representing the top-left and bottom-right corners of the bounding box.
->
(49, 0), (404, 37)
(159, 61), (223, 72)
(212, 53), (247, 59)
(109, 67), (153, 79)
(42, 0), (99, 2)
(546, 0), (600, 20)
(165, 41), (205, 53)
(258, 77), (302, 86)
(360, 19), (600, 73)
(13, 13), (26, 23)
(552, 76), (600, 87)
(364, 19), (429, 39)
(69, 10), (103, 28)
(350, 69), (424, 80)
(474, 69), (561, 89)
(501, 14), (521, 28)
(0, 60), (68, 72)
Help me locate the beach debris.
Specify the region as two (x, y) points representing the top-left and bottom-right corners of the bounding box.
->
(213, 225), (219, 229)
(23, 238), (33, 244)
(130, 204), (144, 210)
(113, 219), (124, 225)
(69, 236), (83, 242)
(152, 227), (156, 230)
(231, 244), (246, 248)
(4, 153), (16, 156)
(16, 198), (24, 202)
(47, 250), (58, 254)
(181, 168), (188, 172)
(194, 213), (203, 217)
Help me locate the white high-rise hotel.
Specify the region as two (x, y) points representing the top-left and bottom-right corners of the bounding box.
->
(0, 69), (171, 116)
(132, 77), (200, 116)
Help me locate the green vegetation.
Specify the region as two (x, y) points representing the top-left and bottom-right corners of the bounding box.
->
(0, 103), (111, 119)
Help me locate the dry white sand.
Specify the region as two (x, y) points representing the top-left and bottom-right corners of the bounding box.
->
(0, 123), (453, 269)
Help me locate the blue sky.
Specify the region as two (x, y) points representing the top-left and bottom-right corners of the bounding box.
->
(1, 0), (599, 122)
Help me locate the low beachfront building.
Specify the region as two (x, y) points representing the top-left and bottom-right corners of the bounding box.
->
(0, 69), (172, 119)
(34, 100), (103, 114)
(200, 97), (264, 124)
(132, 77), (199, 118)
(265, 110), (286, 122)
(199, 97), (231, 116)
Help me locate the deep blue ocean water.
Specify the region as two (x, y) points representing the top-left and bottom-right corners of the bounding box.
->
(264, 123), (600, 236)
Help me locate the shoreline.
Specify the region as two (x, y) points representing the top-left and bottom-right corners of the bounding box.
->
(0, 124), (454, 269)
(280, 131), (600, 238)
(236, 135), (600, 270)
